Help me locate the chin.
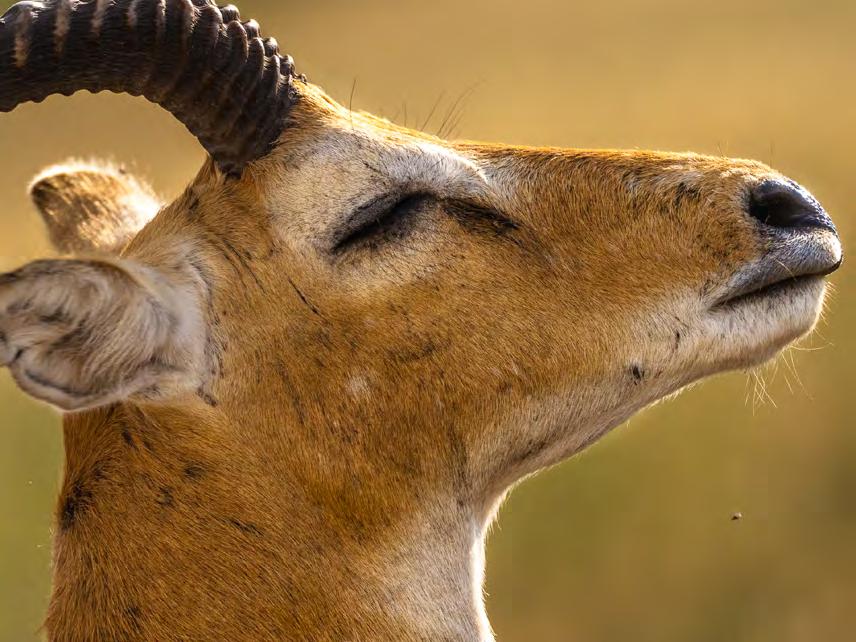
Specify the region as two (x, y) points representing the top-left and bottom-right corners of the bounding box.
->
(704, 276), (828, 372)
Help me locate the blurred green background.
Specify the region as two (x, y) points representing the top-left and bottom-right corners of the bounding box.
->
(1, 1), (854, 640)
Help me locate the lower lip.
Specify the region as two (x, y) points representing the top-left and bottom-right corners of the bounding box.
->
(712, 274), (823, 311)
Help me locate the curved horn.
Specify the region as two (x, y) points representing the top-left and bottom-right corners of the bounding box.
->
(0, 0), (300, 175)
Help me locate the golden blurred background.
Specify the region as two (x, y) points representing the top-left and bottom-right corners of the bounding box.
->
(1, 1), (854, 640)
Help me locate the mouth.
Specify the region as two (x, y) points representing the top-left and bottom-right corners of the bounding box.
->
(711, 228), (842, 311)
(713, 272), (829, 310)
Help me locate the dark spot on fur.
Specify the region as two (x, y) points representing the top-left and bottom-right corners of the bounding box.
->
(183, 463), (206, 480)
(674, 330), (682, 350)
(157, 487), (175, 508)
(226, 518), (263, 536)
(120, 424), (136, 448)
(674, 182), (701, 209)
(630, 364), (646, 384)
(124, 605), (142, 634)
(196, 388), (218, 407)
(60, 480), (94, 530)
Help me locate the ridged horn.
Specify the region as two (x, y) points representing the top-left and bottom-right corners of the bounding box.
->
(0, 0), (301, 175)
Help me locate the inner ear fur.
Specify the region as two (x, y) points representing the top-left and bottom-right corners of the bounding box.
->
(29, 160), (161, 254)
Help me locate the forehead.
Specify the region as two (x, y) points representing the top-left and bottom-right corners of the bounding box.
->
(273, 105), (490, 197)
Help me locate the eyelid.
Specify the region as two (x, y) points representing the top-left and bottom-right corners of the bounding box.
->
(331, 191), (433, 253)
(330, 191), (518, 255)
(330, 193), (403, 249)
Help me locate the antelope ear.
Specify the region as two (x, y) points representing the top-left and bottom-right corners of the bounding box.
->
(29, 161), (161, 254)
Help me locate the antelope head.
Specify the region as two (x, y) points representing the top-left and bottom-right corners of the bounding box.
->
(0, 1), (842, 640)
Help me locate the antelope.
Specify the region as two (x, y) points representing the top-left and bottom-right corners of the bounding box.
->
(0, 0), (842, 640)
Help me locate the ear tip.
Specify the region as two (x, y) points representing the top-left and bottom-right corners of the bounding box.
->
(29, 159), (128, 191)
(28, 176), (52, 202)
(28, 174), (66, 219)
(28, 161), (88, 209)
(26, 158), (161, 254)
(28, 160), (155, 211)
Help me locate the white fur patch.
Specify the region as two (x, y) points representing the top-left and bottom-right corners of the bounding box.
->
(395, 140), (489, 194)
(345, 373), (372, 398)
(378, 514), (490, 641)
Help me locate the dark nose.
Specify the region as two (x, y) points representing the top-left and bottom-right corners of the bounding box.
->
(748, 180), (836, 233)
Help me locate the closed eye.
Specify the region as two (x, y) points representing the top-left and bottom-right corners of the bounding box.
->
(330, 191), (519, 255)
(331, 192), (434, 254)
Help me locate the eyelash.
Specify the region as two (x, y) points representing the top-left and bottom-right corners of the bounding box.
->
(331, 192), (433, 254)
(331, 192), (518, 255)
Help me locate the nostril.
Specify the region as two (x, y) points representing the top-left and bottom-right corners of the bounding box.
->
(748, 180), (836, 232)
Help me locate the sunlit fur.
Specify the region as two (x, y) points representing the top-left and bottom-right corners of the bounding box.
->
(30, 160), (160, 253)
(0, 82), (831, 641)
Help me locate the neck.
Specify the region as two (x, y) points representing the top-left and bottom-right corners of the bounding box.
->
(46, 403), (494, 641)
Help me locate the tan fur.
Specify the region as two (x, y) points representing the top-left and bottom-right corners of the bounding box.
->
(30, 160), (160, 254)
(0, 80), (839, 641)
